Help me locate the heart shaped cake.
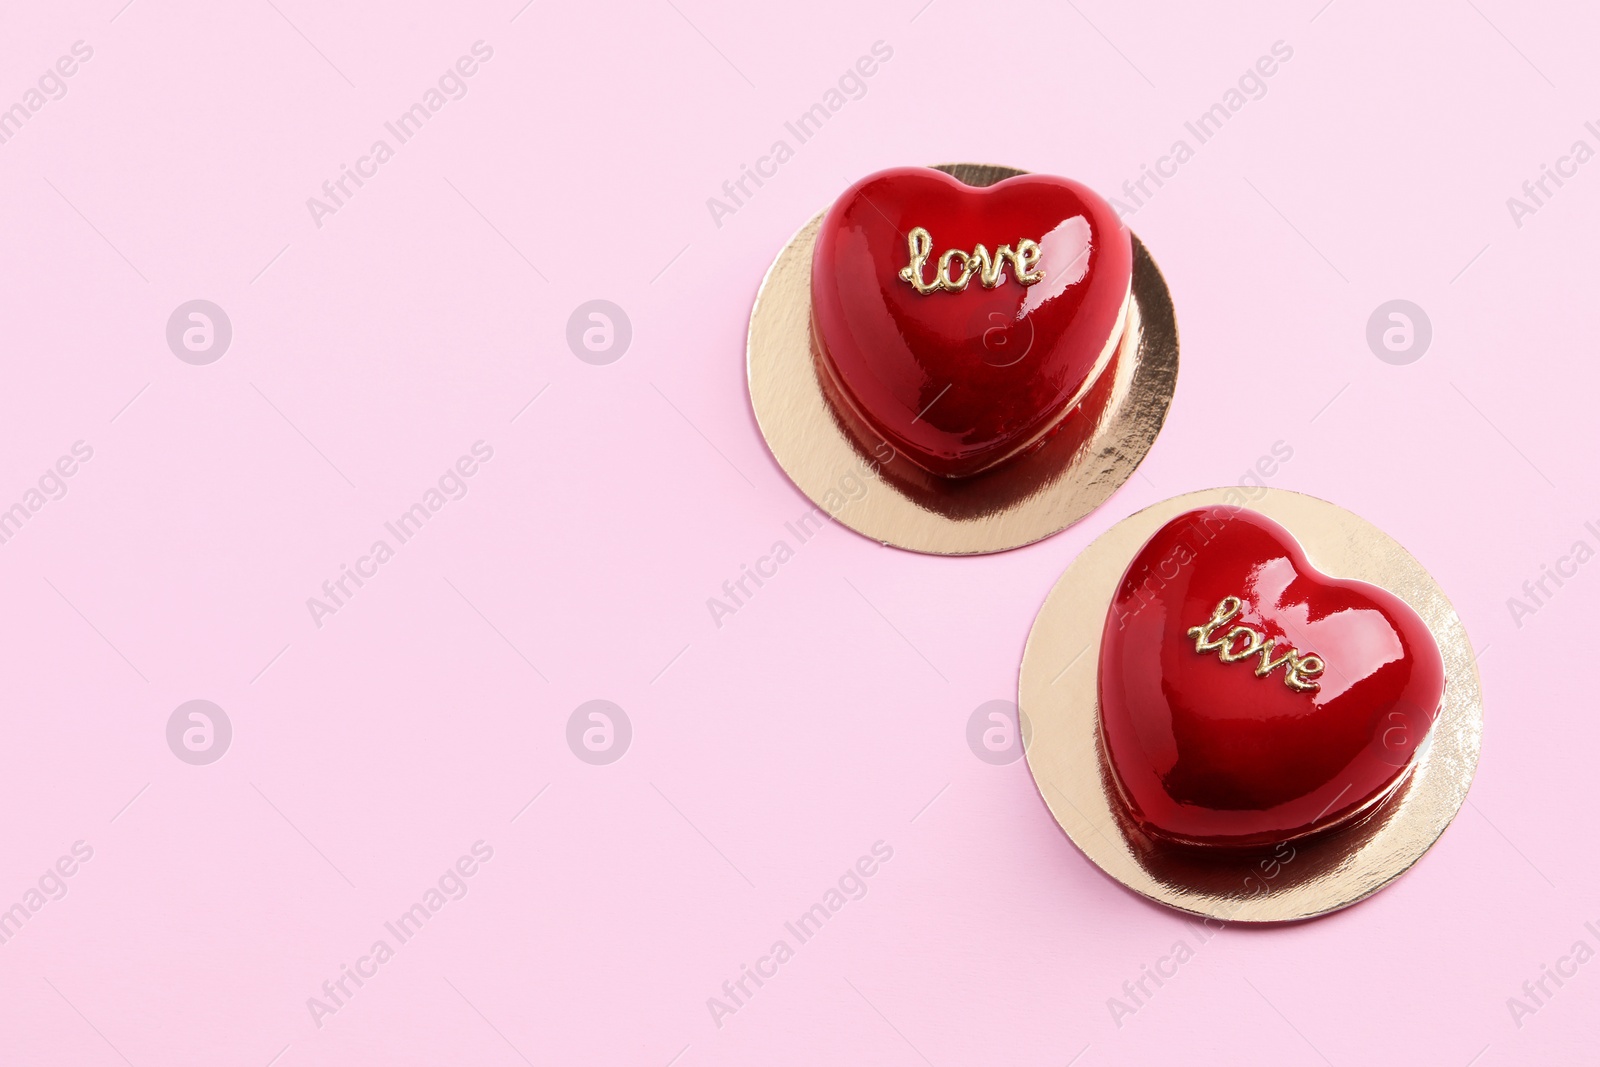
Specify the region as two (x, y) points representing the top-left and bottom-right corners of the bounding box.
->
(810, 166), (1132, 478)
(1097, 506), (1446, 849)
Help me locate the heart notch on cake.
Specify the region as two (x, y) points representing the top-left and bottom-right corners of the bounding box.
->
(1096, 506), (1447, 850)
(811, 166), (1134, 479)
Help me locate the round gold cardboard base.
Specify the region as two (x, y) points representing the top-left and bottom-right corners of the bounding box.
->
(1019, 488), (1483, 923)
(746, 164), (1178, 556)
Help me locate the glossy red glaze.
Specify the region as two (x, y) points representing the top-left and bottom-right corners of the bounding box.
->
(811, 167), (1132, 478)
(1097, 507), (1446, 849)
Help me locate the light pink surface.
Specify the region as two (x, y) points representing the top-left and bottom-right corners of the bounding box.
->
(1, 1), (1594, 1063)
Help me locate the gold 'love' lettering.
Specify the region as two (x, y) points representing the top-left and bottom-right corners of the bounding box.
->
(897, 226), (1044, 294)
(1186, 596), (1326, 693)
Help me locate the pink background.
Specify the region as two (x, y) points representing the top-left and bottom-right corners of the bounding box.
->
(1, 0), (1595, 1063)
